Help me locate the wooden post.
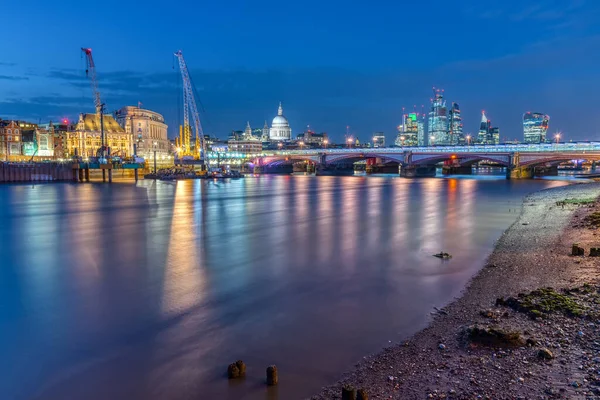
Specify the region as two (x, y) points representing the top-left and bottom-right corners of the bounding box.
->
(108, 168), (112, 183)
(85, 168), (90, 182)
(78, 168), (84, 182)
(357, 388), (368, 400)
(342, 386), (357, 400)
(266, 365), (278, 386)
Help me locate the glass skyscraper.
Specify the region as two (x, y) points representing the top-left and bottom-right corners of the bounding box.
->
(448, 102), (463, 145)
(428, 89), (448, 145)
(523, 112), (550, 144)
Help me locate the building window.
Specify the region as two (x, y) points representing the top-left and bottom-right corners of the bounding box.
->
(15, 129), (19, 134)
(8, 136), (12, 141)
(7, 129), (11, 134)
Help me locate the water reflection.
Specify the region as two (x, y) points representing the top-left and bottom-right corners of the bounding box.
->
(0, 177), (567, 400)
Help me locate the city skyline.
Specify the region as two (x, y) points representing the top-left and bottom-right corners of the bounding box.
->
(1, 0), (599, 142)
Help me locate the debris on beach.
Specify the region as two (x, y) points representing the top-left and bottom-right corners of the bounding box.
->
(433, 252), (452, 259)
(465, 325), (525, 347)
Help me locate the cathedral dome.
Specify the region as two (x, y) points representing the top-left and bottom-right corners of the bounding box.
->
(269, 102), (292, 141)
(272, 115), (288, 126)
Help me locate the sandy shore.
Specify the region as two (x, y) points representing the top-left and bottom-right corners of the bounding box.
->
(311, 182), (600, 399)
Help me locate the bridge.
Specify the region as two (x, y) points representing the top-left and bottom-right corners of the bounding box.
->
(220, 143), (600, 179)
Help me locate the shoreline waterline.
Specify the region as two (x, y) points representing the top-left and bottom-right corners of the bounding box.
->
(310, 181), (600, 399)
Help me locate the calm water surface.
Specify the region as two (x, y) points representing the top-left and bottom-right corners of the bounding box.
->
(0, 175), (567, 400)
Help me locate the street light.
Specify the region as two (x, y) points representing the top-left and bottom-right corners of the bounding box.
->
(347, 137), (353, 148)
(555, 133), (561, 144)
(466, 134), (471, 146)
(400, 135), (405, 147)
(277, 142), (283, 150)
(153, 141), (157, 174)
(430, 135), (435, 146)
(299, 141), (304, 149)
(323, 138), (328, 149)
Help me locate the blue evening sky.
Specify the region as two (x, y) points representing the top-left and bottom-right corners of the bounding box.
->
(0, 0), (599, 142)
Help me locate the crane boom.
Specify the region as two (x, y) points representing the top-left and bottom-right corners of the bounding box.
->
(174, 50), (206, 164)
(81, 48), (102, 114)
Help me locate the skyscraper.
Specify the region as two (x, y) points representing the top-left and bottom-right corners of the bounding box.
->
(476, 111), (500, 145)
(523, 112), (550, 144)
(428, 88), (448, 145)
(395, 112), (419, 146)
(448, 102), (463, 145)
(490, 127), (500, 145)
(477, 111), (490, 144)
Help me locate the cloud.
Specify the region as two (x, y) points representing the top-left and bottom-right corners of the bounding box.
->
(0, 75), (29, 81)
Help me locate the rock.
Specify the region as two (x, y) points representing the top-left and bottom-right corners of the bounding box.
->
(357, 388), (368, 400)
(235, 360), (246, 376)
(342, 385), (357, 400)
(466, 325), (525, 347)
(266, 365), (278, 386)
(537, 348), (554, 360)
(438, 344), (446, 350)
(227, 363), (240, 379)
(387, 376), (395, 382)
(526, 338), (538, 346)
(590, 248), (600, 257)
(517, 377), (524, 383)
(572, 244), (585, 256)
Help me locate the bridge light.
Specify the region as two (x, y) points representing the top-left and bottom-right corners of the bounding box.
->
(450, 154), (457, 159)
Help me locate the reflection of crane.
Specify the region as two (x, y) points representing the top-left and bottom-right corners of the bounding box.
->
(174, 50), (205, 165)
(81, 47), (106, 161)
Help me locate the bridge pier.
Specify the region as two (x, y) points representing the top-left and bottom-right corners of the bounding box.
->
(507, 166), (533, 179)
(399, 165), (436, 178)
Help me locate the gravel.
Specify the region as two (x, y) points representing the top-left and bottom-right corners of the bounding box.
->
(310, 183), (600, 400)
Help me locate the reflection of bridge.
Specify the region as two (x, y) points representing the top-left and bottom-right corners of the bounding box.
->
(245, 143), (600, 179)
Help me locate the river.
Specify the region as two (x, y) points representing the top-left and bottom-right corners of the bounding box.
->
(0, 175), (567, 399)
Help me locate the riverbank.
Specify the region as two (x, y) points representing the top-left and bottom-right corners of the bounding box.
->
(311, 182), (600, 399)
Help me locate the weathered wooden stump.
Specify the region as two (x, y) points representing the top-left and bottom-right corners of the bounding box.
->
(227, 363), (240, 379)
(342, 385), (357, 400)
(572, 244), (585, 256)
(266, 365), (278, 386)
(357, 388), (369, 400)
(590, 248), (600, 257)
(235, 360), (246, 376)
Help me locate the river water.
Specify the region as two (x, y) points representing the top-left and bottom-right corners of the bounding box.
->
(0, 175), (567, 400)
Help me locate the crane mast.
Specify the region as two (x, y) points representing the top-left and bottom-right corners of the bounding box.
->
(81, 48), (102, 114)
(81, 47), (106, 162)
(174, 50), (205, 165)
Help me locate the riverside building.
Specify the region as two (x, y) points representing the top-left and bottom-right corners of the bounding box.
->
(115, 106), (169, 159)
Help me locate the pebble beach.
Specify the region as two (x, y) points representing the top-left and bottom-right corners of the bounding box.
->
(311, 182), (600, 399)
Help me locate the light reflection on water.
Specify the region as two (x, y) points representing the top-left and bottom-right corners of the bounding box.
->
(0, 176), (568, 400)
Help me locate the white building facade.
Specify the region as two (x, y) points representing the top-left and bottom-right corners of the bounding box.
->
(269, 102), (292, 141)
(115, 106), (170, 159)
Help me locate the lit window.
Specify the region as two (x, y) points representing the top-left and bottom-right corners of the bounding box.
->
(15, 136), (19, 142)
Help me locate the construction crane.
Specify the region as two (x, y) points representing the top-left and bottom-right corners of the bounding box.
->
(174, 50), (205, 165)
(81, 48), (102, 114)
(81, 47), (107, 162)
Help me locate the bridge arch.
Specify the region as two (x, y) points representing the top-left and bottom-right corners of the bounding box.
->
(411, 153), (511, 167)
